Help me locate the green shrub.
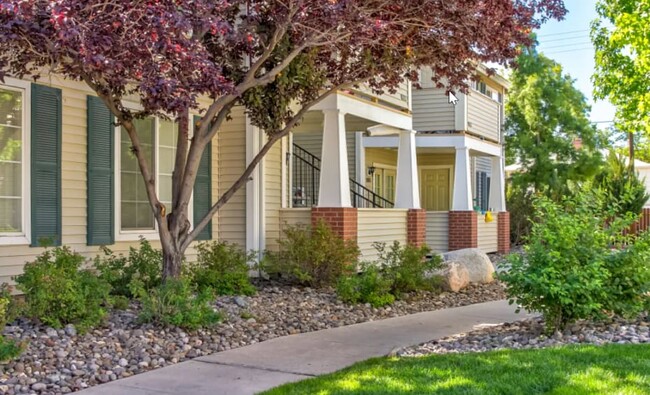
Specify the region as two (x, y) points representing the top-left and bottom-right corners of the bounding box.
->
(499, 192), (650, 332)
(15, 247), (111, 332)
(130, 277), (221, 330)
(110, 295), (130, 310)
(262, 220), (359, 287)
(0, 283), (20, 326)
(0, 336), (22, 362)
(602, 233), (650, 317)
(336, 242), (440, 307)
(506, 186), (535, 245)
(190, 241), (256, 296)
(336, 263), (395, 307)
(0, 285), (22, 362)
(374, 241), (441, 297)
(595, 152), (650, 217)
(94, 238), (162, 297)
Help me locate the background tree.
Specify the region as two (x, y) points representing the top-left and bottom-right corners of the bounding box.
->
(505, 46), (604, 242)
(0, 0), (566, 279)
(592, 0), (650, 143)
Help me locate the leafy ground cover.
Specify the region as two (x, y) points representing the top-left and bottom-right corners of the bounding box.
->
(263, 344), (650, 395)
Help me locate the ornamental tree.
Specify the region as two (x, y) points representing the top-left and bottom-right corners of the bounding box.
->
(505, 46), (604, 198)
(0, 0), (566, 280)
(592, 0), (650, 136)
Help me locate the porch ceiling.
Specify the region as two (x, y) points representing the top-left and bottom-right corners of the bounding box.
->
(291, 112), (386, 134)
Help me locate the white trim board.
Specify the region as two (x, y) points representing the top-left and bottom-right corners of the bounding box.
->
(363, 134), (502, 157)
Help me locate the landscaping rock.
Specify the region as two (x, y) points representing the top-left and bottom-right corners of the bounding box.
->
(0, 281), (505, 394)
(443, 248), (495, 283)
(436, 261), (470, 292)
(398, 314), (650, 357)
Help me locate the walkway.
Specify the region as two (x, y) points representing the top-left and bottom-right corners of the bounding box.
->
(78, 300), (533, 395)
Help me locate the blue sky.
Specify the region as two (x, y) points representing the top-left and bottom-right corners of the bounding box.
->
(533, 0), (616, 126)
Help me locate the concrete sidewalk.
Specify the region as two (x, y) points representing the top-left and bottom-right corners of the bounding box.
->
(78, 300), (533, 395)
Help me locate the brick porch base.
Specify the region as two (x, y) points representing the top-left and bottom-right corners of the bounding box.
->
(407, 209), (426, 247)
(448, 211), (478, 251)
(311, 207), (358, 242)
(497, 211), (510, 254)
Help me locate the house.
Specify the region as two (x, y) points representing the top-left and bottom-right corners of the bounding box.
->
(0, 68), (509, 283)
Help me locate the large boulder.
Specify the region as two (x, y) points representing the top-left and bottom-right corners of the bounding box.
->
(443, 248), (495, 284)
(436, 261), (470, 292)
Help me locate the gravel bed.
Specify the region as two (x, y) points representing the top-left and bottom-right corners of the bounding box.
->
(0, 282), (504, 395)
(398, 314), (650, 357)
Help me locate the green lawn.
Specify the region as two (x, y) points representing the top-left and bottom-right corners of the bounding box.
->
(261, 344), (650, 395)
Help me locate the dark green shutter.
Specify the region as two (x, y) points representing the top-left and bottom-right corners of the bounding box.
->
(87, 96), (114, 245)
(31, 84), (62, 247)
(193, 115), (212, 240)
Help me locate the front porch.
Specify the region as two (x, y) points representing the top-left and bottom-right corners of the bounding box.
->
(281, 95), (509, 257)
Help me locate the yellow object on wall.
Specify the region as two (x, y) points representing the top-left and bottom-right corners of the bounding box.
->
(485, 211), (494, 223)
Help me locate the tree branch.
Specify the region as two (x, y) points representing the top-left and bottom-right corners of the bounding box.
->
(181, 82), (355, 250)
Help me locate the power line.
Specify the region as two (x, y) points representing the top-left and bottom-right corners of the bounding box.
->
(537, 29), (589, 37)
(543, 47), (594, 55)
(540, 34), (590, 43)
(540, 41), (593, 50)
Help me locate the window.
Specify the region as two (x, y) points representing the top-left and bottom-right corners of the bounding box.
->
(475, 171), (490, 211)
(0, 86), (25, 235)
(119, 118), (178, 232)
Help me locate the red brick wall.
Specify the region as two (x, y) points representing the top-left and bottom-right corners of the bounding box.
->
(497, 211), (510, 254)
(311, 207), (358, 242)
(407, 209), (427, 247)
(448, 211), (478, 251)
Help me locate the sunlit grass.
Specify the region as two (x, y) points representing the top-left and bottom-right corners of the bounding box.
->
(261, 344), (650, 395)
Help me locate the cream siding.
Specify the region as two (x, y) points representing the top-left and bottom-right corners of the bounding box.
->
(412, 88), (456, 132)
(354, 80), (410, 110)
(357, 209), (408, 262)
(0, 81), (191, 283)
(425, 212), (449, 253)
(216, 107), (247, 247)
(0, 79), (250, 284)
(467, 93), (500, 142)
(477, 213), (498, 253)
(264, 138), (283, 251)
(279, 208), (311, 229)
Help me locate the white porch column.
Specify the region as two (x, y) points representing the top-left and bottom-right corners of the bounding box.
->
(452, 147), (473, 210)
(318, 109), (352, 207)
(395, 130), (421, 209)
(489, 156), (506, 212)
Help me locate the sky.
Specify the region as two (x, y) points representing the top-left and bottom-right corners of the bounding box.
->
(533, 0), (616, 127)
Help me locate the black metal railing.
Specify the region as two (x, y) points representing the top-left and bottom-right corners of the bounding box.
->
(291, 143), (394, 209)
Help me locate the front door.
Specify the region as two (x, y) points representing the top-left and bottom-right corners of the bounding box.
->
(421, 168), (450, 211)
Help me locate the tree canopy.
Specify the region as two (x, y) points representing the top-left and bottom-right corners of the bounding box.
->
(0, 0), (567, 278)
(592, 0), (650, 135)
(505, 46), (604, 198)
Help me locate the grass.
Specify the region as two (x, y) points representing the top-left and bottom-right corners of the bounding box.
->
(261, 344), (650, 395)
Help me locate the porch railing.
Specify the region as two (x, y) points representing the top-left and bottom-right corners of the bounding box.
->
(291, 143), (393, 209)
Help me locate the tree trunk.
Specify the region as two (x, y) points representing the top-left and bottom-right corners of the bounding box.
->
(162, 247), (184, 281)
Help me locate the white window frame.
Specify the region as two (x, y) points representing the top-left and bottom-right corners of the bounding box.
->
(114, 114), (194, 241)
(0, 78), (31, 246)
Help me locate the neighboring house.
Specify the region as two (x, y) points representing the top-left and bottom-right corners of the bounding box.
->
(0, 68), (509, 283)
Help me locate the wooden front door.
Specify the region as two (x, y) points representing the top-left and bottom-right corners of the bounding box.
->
(421, 168), (451, 211)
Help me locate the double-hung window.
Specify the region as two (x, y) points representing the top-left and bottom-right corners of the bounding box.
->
(0, 83), (29, 243)
(118, 118), (179, 235)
